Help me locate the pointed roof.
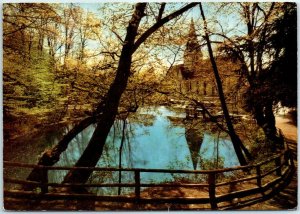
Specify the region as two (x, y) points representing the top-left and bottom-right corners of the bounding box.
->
(185, 19), (201, 54)
(188, 18), (197, 39)
(184, 19), (203, 72)
(185, 129), (203, 170)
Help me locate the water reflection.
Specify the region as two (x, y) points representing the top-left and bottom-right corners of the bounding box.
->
(47, 106), (238, 195)
(198, 134), (239, 169)
(5, 106), (239, 194)
(185, 128), (203, 170)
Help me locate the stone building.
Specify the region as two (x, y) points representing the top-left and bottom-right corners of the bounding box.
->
(164, 20), (241, 102)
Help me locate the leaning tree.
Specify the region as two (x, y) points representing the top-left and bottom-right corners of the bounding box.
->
(25, 2), (200, 184)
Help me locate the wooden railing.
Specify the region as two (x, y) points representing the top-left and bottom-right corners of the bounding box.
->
(4, 149), (295, 210)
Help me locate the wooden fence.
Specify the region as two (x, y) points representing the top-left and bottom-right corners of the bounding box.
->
(4, 149), (295, 210)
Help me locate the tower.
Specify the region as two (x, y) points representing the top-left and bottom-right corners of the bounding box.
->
(183, 19), (203, 78)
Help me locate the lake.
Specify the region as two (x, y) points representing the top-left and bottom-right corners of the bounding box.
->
(4, 106), (239, 194)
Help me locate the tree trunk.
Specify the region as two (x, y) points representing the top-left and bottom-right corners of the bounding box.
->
(264, 102), (277, 138)
(253, 101), (280, 149)
(199, 3), (251, 165)
(25, 2), (199, 185)
(25, 116), (96, 184)
(118, 119), (127, 195)
(63, 3), (147, 183)
(63, 2), (199, 184)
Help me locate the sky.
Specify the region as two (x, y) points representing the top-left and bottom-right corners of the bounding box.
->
(71, 2), (245, 66)
(79, 3), (101, 13)
(1, 2), (286, 70)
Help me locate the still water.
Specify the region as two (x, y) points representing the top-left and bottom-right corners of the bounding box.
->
(5, 106), (239, 194)
(52, 106), (238, 194)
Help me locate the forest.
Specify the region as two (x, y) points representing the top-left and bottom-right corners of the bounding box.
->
(3, 2), (297, 211)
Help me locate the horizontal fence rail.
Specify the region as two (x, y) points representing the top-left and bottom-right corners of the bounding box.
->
(4, 149), (295, 210)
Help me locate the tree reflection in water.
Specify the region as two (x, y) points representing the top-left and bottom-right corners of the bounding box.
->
(5, 106), (239, 195)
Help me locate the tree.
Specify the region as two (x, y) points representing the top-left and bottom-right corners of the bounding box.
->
(266, 3), (297, 108)
(62, 3), (148, 184)
(24, 3), (199, 185)
(212, 3), (292, 146)
(199, 3), (250, 166)
(4, 3), (106, 160)
(3, 3), (63, 118)
(63, 2), (199, 184)
(241, 3), (296, 146)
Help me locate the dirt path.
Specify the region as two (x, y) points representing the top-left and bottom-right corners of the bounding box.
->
(276, 115), (297, 142)
(241, 115), (298, 210)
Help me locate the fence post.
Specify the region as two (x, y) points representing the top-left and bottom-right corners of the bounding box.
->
(208, 172), (217, 209)
(289, 150), (295, 170)
(135, 170), (140, 202)
(256, 165), (262, 187)
(40, 167), (48, 193)
(275, 156), (282, 176)
(284, 150), (289, 165)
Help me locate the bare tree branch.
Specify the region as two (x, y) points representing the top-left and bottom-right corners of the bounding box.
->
(133, 3), (198, 52)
